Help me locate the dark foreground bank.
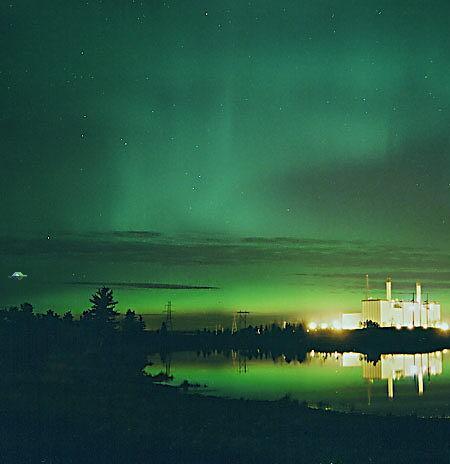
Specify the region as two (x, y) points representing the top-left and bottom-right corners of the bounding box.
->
(1, 374), (450, 464)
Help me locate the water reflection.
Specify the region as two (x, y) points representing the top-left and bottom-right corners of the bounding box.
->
(231, 350), (248, 373)
(148, 349), (450, 416)
(311, 351), (443, 399)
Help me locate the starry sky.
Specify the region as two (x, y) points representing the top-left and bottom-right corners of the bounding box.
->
(2, 1), (450, 324)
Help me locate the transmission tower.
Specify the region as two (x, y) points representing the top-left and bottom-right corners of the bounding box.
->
(231, 349), (248, 373)
(165, 353), (172, 377)
(160, 351), (172, 377)
(238, 354), (248, 374)
(231, 313), (238, 333)
(164, 301), (173, 331)
(237, 310), (250, 329)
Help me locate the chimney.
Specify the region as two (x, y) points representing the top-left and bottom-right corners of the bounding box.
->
(416, 282), (421, 304)
(386, 277), (392, 300)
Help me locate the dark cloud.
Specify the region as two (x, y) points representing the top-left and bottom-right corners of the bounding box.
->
(2, 230), (450, 271)
(108, 231), (162, 239)
(240, 237), (348, 246)
(293, 270), (450, 293)
(66, 281), (218, 290)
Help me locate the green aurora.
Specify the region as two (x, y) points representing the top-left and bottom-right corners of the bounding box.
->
(2, 232), (450, 326)
(2, 1), (450, 325)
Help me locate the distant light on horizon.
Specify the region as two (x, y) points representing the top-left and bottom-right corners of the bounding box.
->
(332, 320), (342, 330)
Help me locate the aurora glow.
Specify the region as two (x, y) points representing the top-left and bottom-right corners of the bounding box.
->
(2, 1), (450, 324)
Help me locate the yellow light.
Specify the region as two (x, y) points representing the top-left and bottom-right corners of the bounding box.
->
(308, 322), (317, 330)
(320, 322), (328, 330)
(332, 320), (342, 330)
(440, 322), (449, 331)
(395, 324), (402, 330)
(407, 324), (414, 330)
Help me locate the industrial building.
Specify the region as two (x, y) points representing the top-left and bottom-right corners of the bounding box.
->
(342, 278), (441, 329)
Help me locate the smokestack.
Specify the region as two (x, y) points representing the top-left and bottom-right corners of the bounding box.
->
(416, 282), (421, 304)
(386, 277), (392, 300)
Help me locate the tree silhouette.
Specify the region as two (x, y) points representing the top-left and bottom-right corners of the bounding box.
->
(121, 309), (145, 335)
(363, 320), (380, 329)
(81, 287), (119, 342)
(62, 311), (74, 322)
(84, 287), (118, 323)
(44, 309), (59, 320)
(20, 302), (34, 315)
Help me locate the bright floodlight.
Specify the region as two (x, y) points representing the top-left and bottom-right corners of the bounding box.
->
(308, 322), (317, 330)
(320, 322), (328, 330)
(9, 271), (28, 280)
(440, 322), (449, 331)
(332, 320), (342, 330)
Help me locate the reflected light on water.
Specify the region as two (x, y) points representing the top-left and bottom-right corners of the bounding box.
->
(147, 349), (450, 417)
(312, 351), (443, 399)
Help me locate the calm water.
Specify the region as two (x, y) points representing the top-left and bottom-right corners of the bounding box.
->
(146, 350), (450, 417)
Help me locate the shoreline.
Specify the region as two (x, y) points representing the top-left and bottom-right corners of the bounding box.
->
(144, 327), (450, 360)
(2, 374), (450, 463)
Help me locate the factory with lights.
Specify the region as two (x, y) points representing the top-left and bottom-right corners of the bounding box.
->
(341, 277), (442, 329)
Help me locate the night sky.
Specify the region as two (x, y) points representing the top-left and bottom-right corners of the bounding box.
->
(2, 1), (450, 324)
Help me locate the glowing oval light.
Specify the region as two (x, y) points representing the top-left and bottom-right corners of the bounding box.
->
(440, 322), (449, 331)
(308, 322), (317, 330)
(320, 322), (328, 330)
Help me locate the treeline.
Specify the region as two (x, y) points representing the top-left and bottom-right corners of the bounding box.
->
(3, 286), (450, 372)
(149, 322), (309, 360)
(0, 287), (147, 381)
(0, 286), (311, 380)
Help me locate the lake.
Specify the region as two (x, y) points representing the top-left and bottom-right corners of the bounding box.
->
(146, 349), (450, 417)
